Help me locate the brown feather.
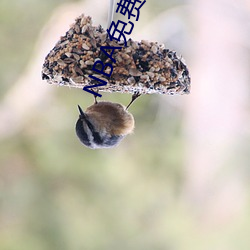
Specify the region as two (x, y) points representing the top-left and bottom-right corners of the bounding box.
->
(85, 102), (134, 135)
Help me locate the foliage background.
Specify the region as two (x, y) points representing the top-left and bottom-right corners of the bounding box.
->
(1, 0), (250, 249)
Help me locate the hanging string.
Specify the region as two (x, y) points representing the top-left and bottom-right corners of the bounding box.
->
(107, 0), (116, 28)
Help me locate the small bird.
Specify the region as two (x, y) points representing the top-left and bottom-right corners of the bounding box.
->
(75, 93), (140, 149)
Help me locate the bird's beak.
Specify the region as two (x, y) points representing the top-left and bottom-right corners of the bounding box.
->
(77, 105), (86, 119)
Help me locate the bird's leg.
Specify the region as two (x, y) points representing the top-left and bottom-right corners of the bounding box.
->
(126, 91), (141, 110)
(92, 89), (99, 104)
(94, 94), (98, 104)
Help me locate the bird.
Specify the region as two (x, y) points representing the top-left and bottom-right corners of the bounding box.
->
(75, 93), (140, 149)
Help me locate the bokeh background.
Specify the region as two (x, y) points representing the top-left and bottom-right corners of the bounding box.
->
(1, 0), (250, 249)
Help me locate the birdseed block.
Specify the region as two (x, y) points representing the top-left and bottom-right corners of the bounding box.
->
(42, 14), (190, 95)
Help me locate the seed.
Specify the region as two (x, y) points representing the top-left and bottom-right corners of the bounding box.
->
(65, 52), (72, 58)
(141, 40), (150, 47)
(129, 68), (142, 77)
(116, 54), (123, 63)
(75, 24), (80, 34)
(149, 67), (155, 72)
(74, 66), (83, 75)
(85, 60), (94, 65)
(81, 25), (88, 34)
(73, 53), (80, 60)
(63, 58), (75, 64)
(132, 41), (139, 50)
(59, 40), (69, 47)
(147, 72), (154, 78)
(123, 54), (130, 60)
(100, 33), (107, 43)
(72, 76), (84, 83)
(151, 45), (158, 54)
(57, 59), (67, 66)
(128, 77), (135, 84)
(82, 43), (90, 50)
(140, 75), (149, 81)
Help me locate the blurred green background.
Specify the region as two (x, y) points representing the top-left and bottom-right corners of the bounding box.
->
(1, 0), (250, 250)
